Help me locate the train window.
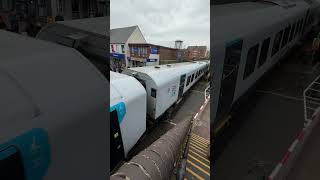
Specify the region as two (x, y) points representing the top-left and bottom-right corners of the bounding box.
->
(186, 76), (191, 86)
(294, 21), (300, 38)
(258, 37), (270, 67)
(281, 26), (291, 48)
(191, 74), (194, 82)
(272, 30), (283, 56)
(151, 88), (157, 98)
(298, 19), (303, 34)
(289, 23), (296, 42)
(243, 44), (259, 79)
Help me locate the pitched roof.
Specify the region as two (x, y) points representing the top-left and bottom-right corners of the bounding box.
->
(187, 46), (207, 50)
(110, 26), (137, 43)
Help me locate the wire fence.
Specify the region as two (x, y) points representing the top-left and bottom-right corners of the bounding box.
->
(303, 75), (320, 126)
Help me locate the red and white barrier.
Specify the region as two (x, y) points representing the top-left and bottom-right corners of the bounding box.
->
(193, 96), (210, 121)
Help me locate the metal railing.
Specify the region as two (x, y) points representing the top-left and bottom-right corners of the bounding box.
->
(205, 84), (210, 101)
(303, 75), (320, 126)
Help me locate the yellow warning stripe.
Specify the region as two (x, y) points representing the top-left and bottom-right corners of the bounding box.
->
(186, 167), (205, 180)
(191, 136), (210, 144)
(189, 144), (208, 157)
(189, 149), (210, 163)
(191, 136), (209, 145)
(187, 159), (210, 176)
(188, 153), (210, 169)
(192, 134), (210, 143)
(192, 133), (208, 140)
(190, 142), (208, 153)
(191, 138), (209, 148)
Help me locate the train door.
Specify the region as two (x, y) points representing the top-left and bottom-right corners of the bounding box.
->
(110, 108), (124, 171)
(178, 74), (186, 98)
(216, 39), (243, 121)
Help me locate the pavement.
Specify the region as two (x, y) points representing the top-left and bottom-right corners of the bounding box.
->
(185, 103), (211, 180)
(213, 40), (320, 180)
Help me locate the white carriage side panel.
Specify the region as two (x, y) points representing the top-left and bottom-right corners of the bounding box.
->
(154, 76), (180, 119)
(232, 6), (309, 103)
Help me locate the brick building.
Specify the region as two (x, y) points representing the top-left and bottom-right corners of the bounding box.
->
(186, 46), (207, 60)
(128, 43), (179, 67)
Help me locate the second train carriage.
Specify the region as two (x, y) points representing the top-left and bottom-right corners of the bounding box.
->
(212, 0), (320, 127)
(123, 61), (209, 120)
(110, 71), (146, 170)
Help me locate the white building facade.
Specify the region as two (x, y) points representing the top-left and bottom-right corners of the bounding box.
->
(110, 25), (146, 71)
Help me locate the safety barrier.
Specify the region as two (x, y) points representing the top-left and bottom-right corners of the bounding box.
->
(304, 75), (320, 126)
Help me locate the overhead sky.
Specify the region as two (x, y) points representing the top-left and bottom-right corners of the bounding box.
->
(111, 0), (210, 49)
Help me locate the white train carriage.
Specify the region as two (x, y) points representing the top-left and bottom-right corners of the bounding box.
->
(110, 71), (146, 170)
(212, 0), (320, 125)
(0, 30), (108, 180)
(122, 61), (209, 120)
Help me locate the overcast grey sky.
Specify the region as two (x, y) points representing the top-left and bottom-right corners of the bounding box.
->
(110, 0), (210, 49)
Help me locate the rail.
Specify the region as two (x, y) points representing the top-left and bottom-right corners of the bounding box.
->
(303, 75), (320, 126)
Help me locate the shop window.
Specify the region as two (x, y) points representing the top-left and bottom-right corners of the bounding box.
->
(121, 45), (125, 53)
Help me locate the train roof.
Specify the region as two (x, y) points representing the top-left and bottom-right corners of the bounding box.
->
(0, 29), (107, 130)
(212, 0), (310, 47)
(110, 71), (145, 106)
(57, 17), (108, 36)
(123, 61), (208, 87)
(36, 17), (108, 59)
